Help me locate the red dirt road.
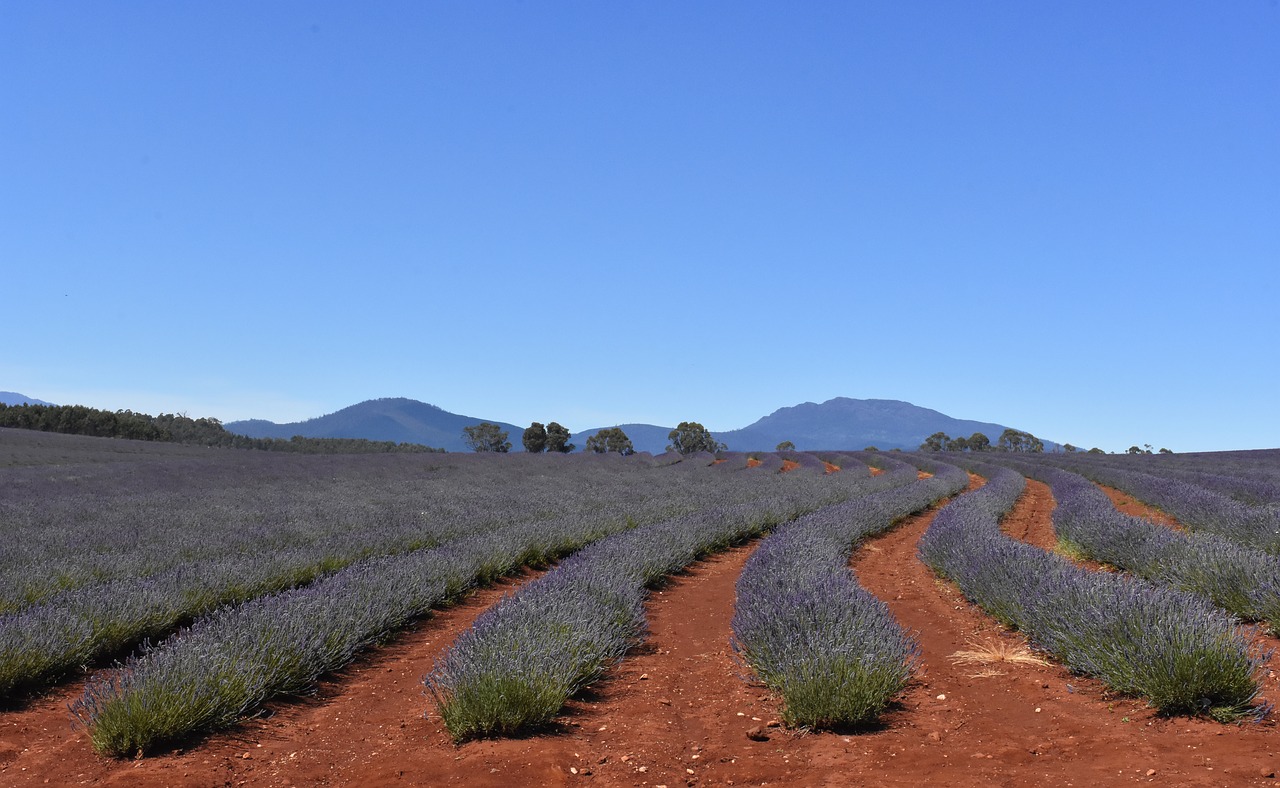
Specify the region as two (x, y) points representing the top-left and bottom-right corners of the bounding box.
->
(3, 480), (1279, 786)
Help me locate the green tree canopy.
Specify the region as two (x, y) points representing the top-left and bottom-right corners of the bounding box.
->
(967, 432), (991, 452)
(521, 422), (547, 453)
(945, 435), (969, 452)
(997, 428), (1044, 453)
(667, 421), (725, 455)
(463, 422), (511, 453)
(545, 421), (575, 453)
(775, 440), (796, 452)
(920, 431), (949, 452)
(585, 427), (635, 455)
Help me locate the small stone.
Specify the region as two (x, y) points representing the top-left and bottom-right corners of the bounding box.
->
(1261, 769), (1276, 779)
(639, 673), (649, 680)
(1145, 769), (1156, 777)
(570, 767), (579, 775)
(765, 720), (781, 728)
(1035, 707), (1042, 713)
(746, 727), (769, 742)
(637, 765), (648, 773)
(241, 753), (251, 760)
(658, 699), (673, 706)
(936, 694), (946, 700)
(927, 731), (942, 742)
(686, 768), (695, 774)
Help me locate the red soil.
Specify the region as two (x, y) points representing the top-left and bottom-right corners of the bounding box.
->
(1100, 485), (1184, 530)
(779, 460), (801, 473)
(822, 462), (840, 474)
(3, 481), (1279, 786)
(745, 458), (762, 469)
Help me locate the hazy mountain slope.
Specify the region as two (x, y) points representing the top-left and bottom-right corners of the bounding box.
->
(715, 397), (1015, 451)
(225, 398), (522, 452)
(0, 392), (56, 407)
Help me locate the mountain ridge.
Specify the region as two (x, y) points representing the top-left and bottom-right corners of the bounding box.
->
(227, 396), (1037, 453)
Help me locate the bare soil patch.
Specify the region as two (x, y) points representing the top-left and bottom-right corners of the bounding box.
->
(1100, 484), (1184, 530)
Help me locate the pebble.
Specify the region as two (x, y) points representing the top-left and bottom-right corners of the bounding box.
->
(936, 694), (946, 700)
(746, 727), (769, 742)
(1145, 769), (1156, 777)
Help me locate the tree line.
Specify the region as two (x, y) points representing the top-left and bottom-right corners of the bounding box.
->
(0, 403), (444, 454)
(463, 420), (725, 456)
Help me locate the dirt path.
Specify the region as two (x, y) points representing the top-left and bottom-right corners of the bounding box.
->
(1100, 484), (1184, 529)
(5, 480), (1280, 786)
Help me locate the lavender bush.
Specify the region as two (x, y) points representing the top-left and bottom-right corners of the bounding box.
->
(732, 460), (969, 727)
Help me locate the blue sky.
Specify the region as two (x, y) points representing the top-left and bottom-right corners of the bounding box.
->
(2, 2), (1276, 453)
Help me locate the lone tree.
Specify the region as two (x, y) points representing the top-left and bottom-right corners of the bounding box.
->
(667, 421), (725, 455)
(920, 431), (949, 452)
(776, 440), (796, 452)
(585, 427), (635, 455)
(997, 428), (1044, 453)
(967, 432), (991, 452)
(545, 421), (575, 453)
(462, 422), (511, 453)
(522, 422), (547, 453)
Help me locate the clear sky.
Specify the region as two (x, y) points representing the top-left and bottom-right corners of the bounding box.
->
(2, 2), (1277, 453)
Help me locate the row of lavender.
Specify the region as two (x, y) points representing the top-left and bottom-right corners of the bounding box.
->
(1032, 454), (1280, 554)
(731, 456), (970, 727)
(919, 461), (1261, 720)
(423, 454), (891, 740)
(991, 457), (1280, 634)
(1, 451), (758, 700)
(69, 451), (867, 755)
(1056, 450), (1280, 506)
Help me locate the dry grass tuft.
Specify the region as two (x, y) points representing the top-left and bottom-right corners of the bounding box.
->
(948, 639), (1051, 668)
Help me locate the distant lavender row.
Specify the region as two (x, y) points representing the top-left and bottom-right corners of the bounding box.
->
(71, 456), (870, 755)
(1056, 453), (1280, 506)
(994, 459), (1280, 634)
(424, 460), (902, 741)
(918, 463), (1261, 720)
(1038, 457), (1280, 554)
(731, 459), (969, 727)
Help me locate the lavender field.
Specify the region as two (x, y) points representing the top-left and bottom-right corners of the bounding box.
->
(3, 427), (1279, 771)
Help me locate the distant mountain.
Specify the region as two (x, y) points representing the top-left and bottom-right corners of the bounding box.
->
(716, 397), (1018, 451)
(226, 396), (1043, 453)
(225, 398), (523, 452)
(0, 391), (56, 407)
